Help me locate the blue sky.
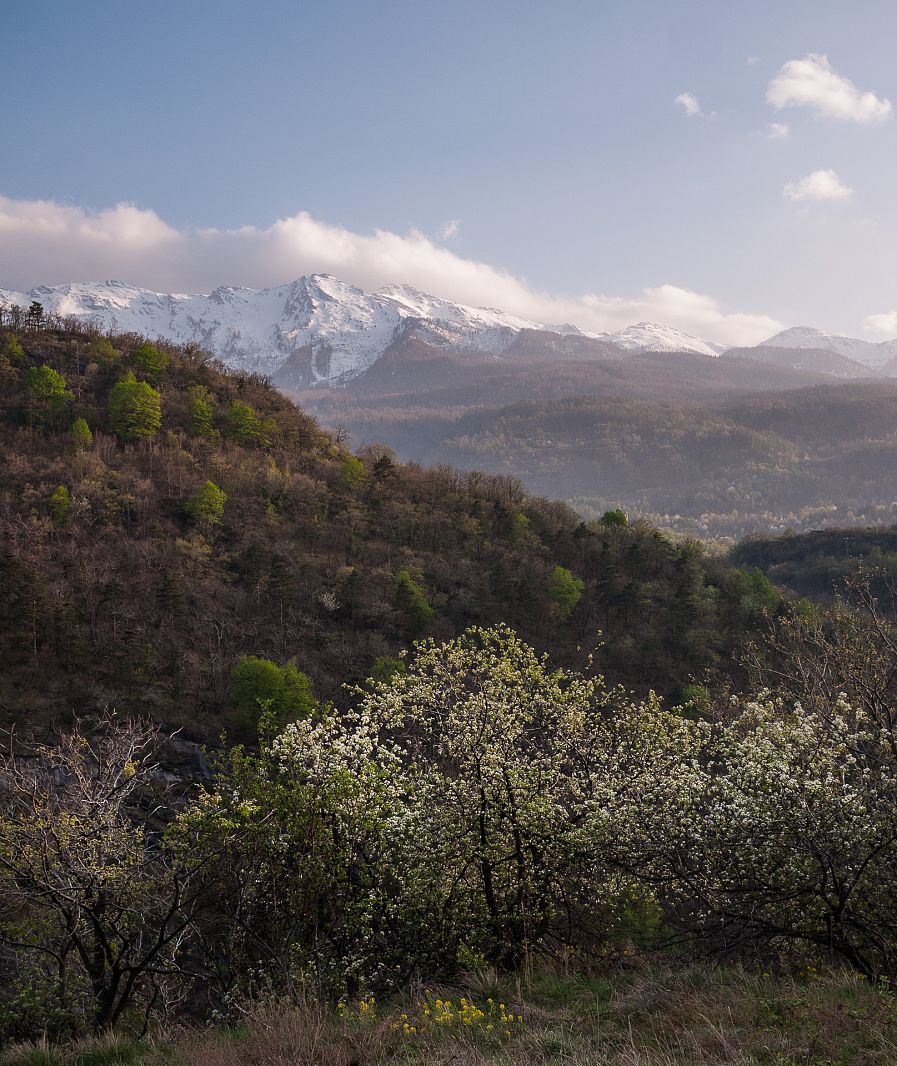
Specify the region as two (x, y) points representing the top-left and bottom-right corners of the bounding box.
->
(3, 0), (897, 343)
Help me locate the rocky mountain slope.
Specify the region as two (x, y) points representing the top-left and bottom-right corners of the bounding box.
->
(0, 275), (722, 386)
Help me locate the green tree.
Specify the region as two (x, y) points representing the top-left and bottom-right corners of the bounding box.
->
(394, 568), (434, 632)
(184, 480), (227, 527)
(87, 337), (119, 365)
(108, 372), (161, 440)
(2, 335), (25, 367)
(48, 485), (71, 528)
(226, 400), (265, 444)
(548, 565), (584, 620)
(230, 655), (315, 738)
(25, 365), (72, 428)
(69, 417), (93, 452)
(600, 508), (628, 527)
(340, 454), (368, 487)
(131, 341), (168, 379)
(188, 386), (217, 438)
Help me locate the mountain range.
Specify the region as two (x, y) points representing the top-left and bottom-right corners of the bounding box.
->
(12, 274), (894, 386)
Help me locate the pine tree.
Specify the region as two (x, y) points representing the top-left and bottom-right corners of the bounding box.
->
(70, 417), (93, 452)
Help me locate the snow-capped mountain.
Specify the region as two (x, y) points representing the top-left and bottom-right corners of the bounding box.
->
(762, 326), (897, 370)
(596, 321), (723, 357)
(0, 275), (720, 385)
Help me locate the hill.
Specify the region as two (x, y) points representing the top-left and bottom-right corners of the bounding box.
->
(730, 525), (897, 603)
(304, 380), (897, 540)
(0, 323), (774, 739)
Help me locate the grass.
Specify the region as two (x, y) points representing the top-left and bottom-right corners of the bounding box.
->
(3, 963), (897, 1065)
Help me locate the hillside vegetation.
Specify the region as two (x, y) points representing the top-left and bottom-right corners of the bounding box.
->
(0, 324), (776, 739)
(303, 369), (897, 539)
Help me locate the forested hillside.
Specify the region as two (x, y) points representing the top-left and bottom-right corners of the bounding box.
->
(306, 376), (897, 539)
(731, 525), (897, 603)
(0, 323), (775, 739)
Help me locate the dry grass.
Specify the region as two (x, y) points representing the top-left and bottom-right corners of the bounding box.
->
(4, 964), (897, 1065)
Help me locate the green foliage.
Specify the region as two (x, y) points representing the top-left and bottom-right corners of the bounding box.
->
(131, 341), (168, 379)
(369, 655), (407, 684)
(510, 511), (530, 545)
(87, 337), (119, 365)
(229, 655), (315, 737)
(226, 400), (272, 445)
(394, 568), (434, 632)
(676, 682), (712, 718)
(2, 334), (25, 366)
(547, 565), (584, 619)
(107, 372), (162, 440)
(69, 417), (93, 452)
(184, 479), (227, 527)
(48, 484), (72, 528)
(188, 385), (217, 438)
(600, 508), (628, 527)
(25, 365), (72, 427)
(340, 454), (368, 487)
(735, 566), (780, 616)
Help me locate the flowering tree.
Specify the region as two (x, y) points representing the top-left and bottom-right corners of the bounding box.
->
(639, 691), (897, 979)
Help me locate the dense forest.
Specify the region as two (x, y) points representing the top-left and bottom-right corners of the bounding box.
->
(0, 323), (778, 740)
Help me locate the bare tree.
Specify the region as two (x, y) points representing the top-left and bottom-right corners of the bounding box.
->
(0, 714), (211, 1032)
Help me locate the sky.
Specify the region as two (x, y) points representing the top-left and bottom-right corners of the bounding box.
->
(2, 0), (897, 345)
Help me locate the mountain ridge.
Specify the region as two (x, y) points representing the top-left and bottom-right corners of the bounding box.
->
(0, 275), (726, 384)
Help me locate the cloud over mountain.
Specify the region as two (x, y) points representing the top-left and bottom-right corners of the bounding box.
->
(0, 194), (781, 347)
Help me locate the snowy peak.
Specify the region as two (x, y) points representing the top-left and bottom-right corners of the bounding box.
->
(763, 326), (897, 369)
(599, 321), (722, 357)
(0, 275), (728, 385)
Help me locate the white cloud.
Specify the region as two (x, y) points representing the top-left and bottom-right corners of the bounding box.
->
(783, 169), (853, 202)
(674, 91), (702, 117)
(0, 194), (782, 347)
(863, 311), (897, 338)
(746, 56), (761, 66)
(766, 122), (790, 139)
(439, 218), (461, 240)
(767, 54), (892, 123)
